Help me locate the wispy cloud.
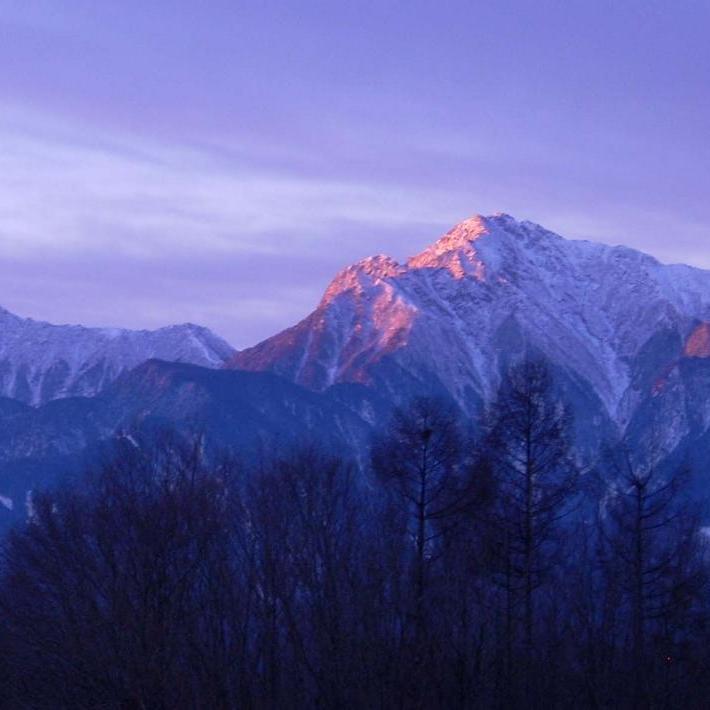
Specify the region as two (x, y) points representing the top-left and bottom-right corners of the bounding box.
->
(0, 105), (474, 259)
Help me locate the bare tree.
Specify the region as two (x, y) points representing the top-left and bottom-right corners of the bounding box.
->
(372, 398), (467, 633)
(483, 360), (578, 702)
(599, 445), (708, 708)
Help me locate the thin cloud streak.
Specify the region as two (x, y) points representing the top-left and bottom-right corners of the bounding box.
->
(0, 107), (472, 258)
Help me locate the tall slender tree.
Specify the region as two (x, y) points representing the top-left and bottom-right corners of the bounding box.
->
(371, 396), (473, 705)
(484, 360), (578, 702)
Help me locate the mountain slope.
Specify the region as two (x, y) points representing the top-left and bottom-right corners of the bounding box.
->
(0, 307), (235, 405)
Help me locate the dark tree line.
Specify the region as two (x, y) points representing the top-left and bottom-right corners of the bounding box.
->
(0, 362), (708, 709)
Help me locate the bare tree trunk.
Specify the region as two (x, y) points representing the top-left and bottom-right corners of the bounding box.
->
(632, 480), (645, 709)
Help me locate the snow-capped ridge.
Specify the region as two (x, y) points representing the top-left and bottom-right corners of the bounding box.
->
(407, 213), (527, 280)
(322, 213), (571, 302)
(0, 307), (236, 405)
(409, 214), (488, 266)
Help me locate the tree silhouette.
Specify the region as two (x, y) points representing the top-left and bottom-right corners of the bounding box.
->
(484, 360), (578, 703)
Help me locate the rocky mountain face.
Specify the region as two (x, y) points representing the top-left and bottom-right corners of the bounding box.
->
(229, 213), (710, 461)
(0, 307), (235, 405)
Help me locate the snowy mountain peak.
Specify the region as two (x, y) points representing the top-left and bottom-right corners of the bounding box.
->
(322, 214), (562, 304)
(321, 254), (404, 306)
(405, 213), (562, 282)
(409, 214), (488, 262)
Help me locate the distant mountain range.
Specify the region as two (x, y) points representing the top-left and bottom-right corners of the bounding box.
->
(0, 307), (235, 405)
(3, 212), (710, 525)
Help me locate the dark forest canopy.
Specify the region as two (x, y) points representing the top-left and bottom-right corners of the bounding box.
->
(0, 362), (708, 709)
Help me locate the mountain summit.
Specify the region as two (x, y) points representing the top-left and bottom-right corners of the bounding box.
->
(407, 213), (526, 279)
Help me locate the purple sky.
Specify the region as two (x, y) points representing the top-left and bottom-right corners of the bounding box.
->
(1, 1), (709, 348)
